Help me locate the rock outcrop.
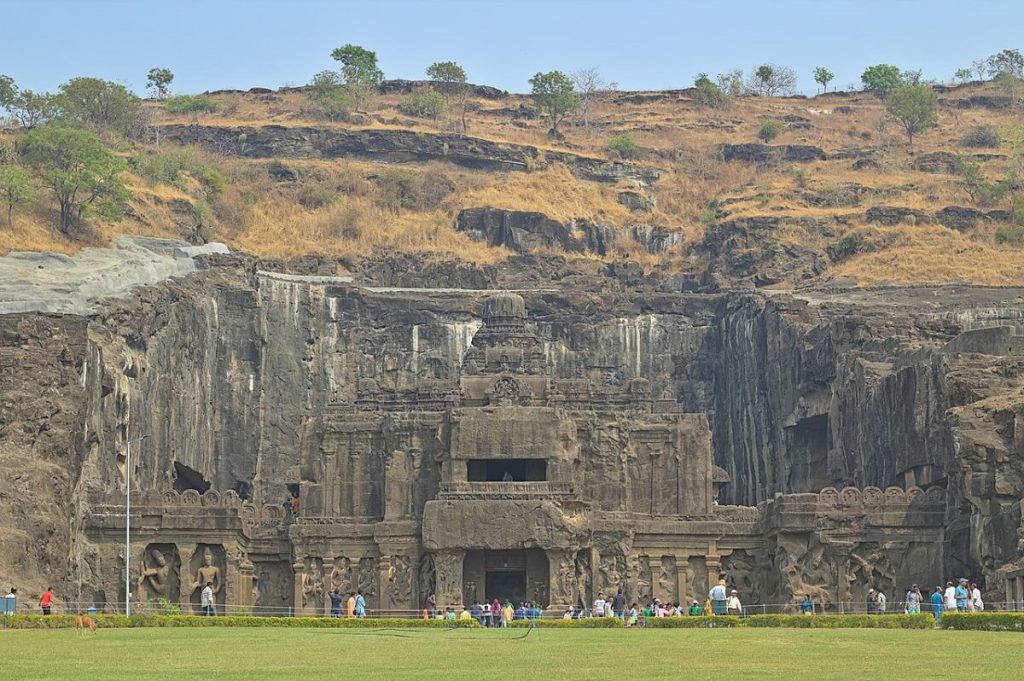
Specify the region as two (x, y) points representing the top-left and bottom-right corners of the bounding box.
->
(721, 143), (826, 163)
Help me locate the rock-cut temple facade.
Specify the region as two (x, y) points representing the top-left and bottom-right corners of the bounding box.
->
(77, 280), (957, 615)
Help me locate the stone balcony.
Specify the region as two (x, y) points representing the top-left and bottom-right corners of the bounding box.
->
(437, 481), (576, 501)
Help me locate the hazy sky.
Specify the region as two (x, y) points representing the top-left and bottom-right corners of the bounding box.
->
(2, 0), (1022, 95)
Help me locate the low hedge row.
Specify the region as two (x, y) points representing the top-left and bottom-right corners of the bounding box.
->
(508, 617), (624, 628)
(939, 612), (1024, 631)
(645, 616), (744, 628)
(3, 614), (479, 629)
(745, 614), (934, 629)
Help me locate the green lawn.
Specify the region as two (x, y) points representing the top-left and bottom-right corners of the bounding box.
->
(0, 627), (1021, 680)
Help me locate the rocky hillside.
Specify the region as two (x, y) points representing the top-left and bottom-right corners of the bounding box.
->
(4, 79), (1024, 289)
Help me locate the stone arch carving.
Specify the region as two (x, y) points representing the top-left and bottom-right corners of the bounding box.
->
(839, 487), (861, 505)
(262, 504), (284, 521)
(923, 486), (947, 505)
(163, 490), (180, 505)
(241, 503), (257, 520)
(883, 486), (906, 503)
(818, 487), (839, 506)
(862, 487), (883, 505)
(181, 489), (201, 505)
(201, 490), (221, 507)
(222, 490), (240, 506)
(906, 486), (923, 501)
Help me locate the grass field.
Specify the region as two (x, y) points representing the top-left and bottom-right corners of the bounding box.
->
(1, 627), (1022, 680)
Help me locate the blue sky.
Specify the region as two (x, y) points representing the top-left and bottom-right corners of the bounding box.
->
(2, 0), (1022, 95)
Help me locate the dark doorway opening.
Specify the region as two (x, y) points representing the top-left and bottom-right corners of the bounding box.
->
(485, 571), (526, 604)
(467, 459), (547, 482)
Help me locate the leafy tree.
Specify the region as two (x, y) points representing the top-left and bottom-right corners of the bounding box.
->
(954, 68), (974, 85)
(146, 68), (174, 98)
(813, 67), (834, 93)
(425, 61), (468, 131)
(0, 74), (16, 109)
(987, 49), (1024, 78)
(20, 126), (130, 235)
(528, 71), (577, 134)
(747, 64), (798, 96)
(307, 70), (351, 122)
(0, 165), (35, 226)
(758, 118), (783, 142)
(570, 67), (611, 128)
(693, 74), (730, 109)
(716, 69), (745, 97)
(954, 156), (1016, 206)
(330, 44), (384, 109)
(861, 64), (903, 98)
(57, 77), (141, 135)
(885, 85), (938, 146)
(7, 90), (60, 128)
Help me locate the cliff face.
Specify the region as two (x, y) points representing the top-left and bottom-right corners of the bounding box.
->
(3, 251), (1024, 604)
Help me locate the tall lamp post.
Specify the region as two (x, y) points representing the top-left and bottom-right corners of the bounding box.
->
(125, 434), (149, 616)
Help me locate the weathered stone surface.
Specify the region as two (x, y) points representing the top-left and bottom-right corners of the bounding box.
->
(5, 242), (1024, 610)
(720, 143), (826, 163)
(936, 206), (984, 231)
(159, 124), (661, 185)
(617, 190), (655, 212)
(912, 151), (959, 174)
(865, 206), (933, 225)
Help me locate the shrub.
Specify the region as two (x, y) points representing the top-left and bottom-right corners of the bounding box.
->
(758, 119), (783, 142)
(961, 124), (1001, 148)
(132, 147), (227, 197)
(606, 133), (640, 159)
(375, 167), (455, 212)
(995, 224), (1024, 244)
(397, 90), (446, 119)
(164, 95), (219, 114)
(509, 617), (624, 628)
(939, 612), (1024, 631)
(5, 614), (480, 629)
(745, 614), (933, 629)
(692, 79), (730, 109)
(646, 616), (743, 628)
(832, 232), (863, 259)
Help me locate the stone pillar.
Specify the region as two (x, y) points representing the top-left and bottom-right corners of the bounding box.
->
(291, 561), (306, 616)
(433, 550), (465, 610)
(590, 546), (601, 603)
(178, 546), (196, 614)
(675, 554), (690, 605)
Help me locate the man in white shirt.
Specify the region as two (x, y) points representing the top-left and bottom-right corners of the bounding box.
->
(592, 592), (606, 618)
(971, 583), (984, 611)
(874, 589), (886, 613)
(943, 581), (957, 611)
(201, 581), (215, 616)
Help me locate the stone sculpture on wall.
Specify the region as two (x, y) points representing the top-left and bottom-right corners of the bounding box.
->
(302, 558), (325, 611)
(574, 551), (591, 607)
(657, 556), (677, 602)
(138, 545), (180, 603)
(418, 553), (436, 602)
(330, 557), (352, 595)
(358, 557), (377, 605)
(190, 545), (224, 611)
(384, 555), (413, 609)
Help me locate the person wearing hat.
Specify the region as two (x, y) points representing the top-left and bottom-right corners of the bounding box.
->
(866, 588), (877, 614)
(943, 581), (957, 611)
(688, 600), (701, 616)
(726, 589), (742, 616)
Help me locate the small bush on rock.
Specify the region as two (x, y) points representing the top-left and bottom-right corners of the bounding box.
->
(398, 90), (446, 119)
(961, 124), (1001, 148)
(164, 95), (219, 114)
(758, 119), (783, 142)
(606, 133), (640, 159)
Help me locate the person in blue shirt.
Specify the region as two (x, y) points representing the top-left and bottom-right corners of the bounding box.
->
(800, 595), (814, 615)
(930, 586), (944, 621)
(955, 579), (970, 612)
(354, 590), (366, 618)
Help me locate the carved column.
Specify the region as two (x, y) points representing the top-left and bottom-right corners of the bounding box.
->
(291, 561), (306, 616)
(547, 549), (574, 610)
(590, 546), (601, 602)
(675, 554), (690, 605)
(433, 549), (465, 610)
(178, 546), (196, 614)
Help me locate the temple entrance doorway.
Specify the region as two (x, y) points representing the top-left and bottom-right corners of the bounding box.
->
(463, 549), (550, 606)
(486, 570), (525, 604)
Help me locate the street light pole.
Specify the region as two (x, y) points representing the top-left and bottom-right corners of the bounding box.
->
(125, 434), (149, 616)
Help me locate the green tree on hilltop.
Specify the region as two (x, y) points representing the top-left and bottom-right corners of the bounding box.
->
(954, 68), (974, 85)
(331, 44), (384, 109)
(426, 61), (469, 131)
(57, 77), (141, 136)
(529, 71), (577, 135)
(146, 68), (174, 98)
(861, 64), (903, 98)
(886, 85), (938, 146)
(0, 74), (16, 109)
(20, 126), (130, 235)
(813, 67), (834, 93)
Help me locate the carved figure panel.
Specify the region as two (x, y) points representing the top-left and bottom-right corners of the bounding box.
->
(657, 555), (677, 602)
(302, 557), (325, 613)
(138, 544), (180, 604)
(254, 561), (292, 615)
(599, 553), (626, 596)
(574, 551), (592, 607)
(330, 557), (352, 595)
(384, 555), (413, 609)
(418, 553), (436, 603)
(189, 544), (225, 612)
(358, 557), (377, 607)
